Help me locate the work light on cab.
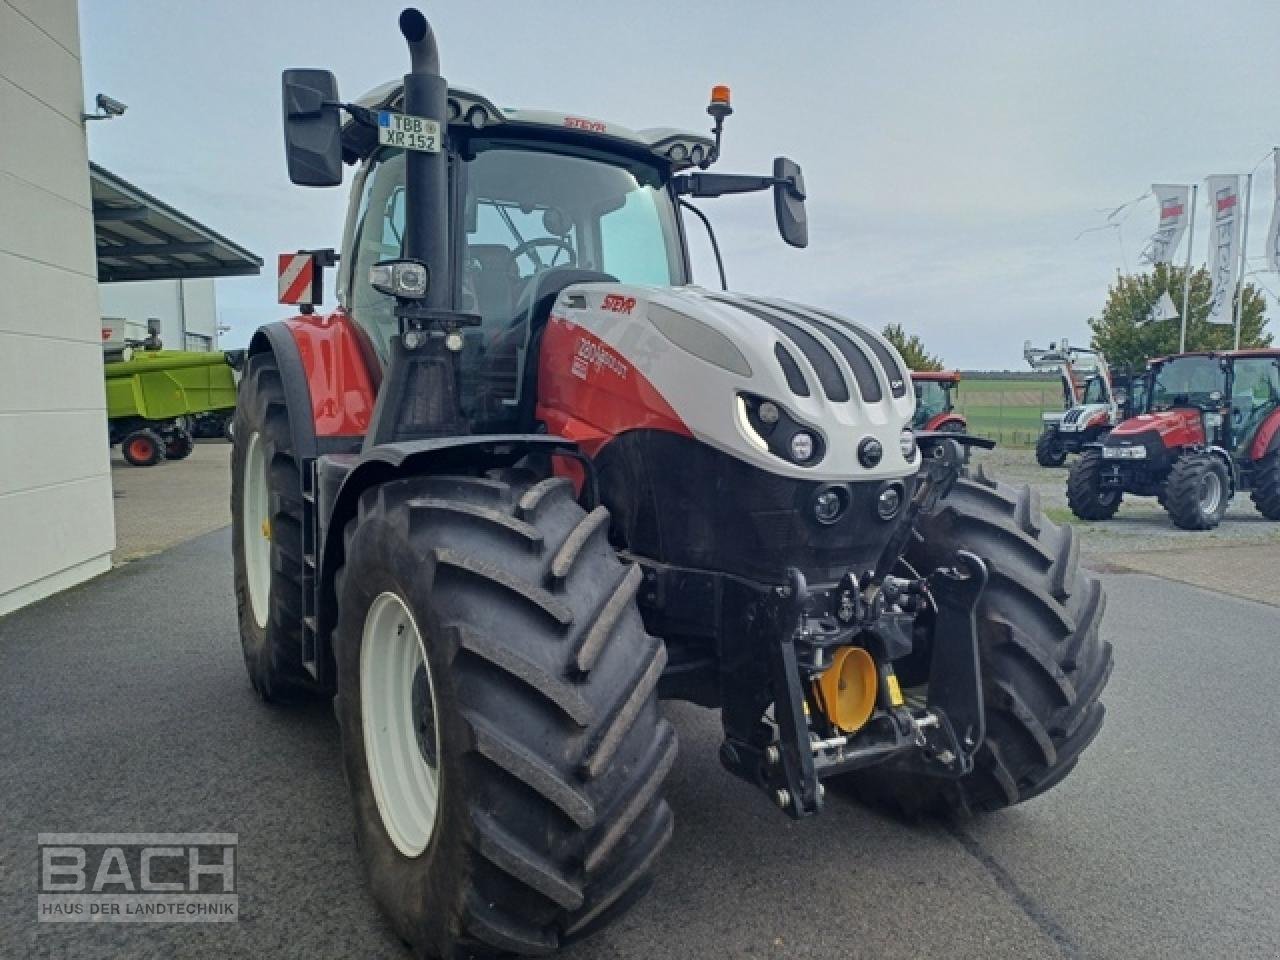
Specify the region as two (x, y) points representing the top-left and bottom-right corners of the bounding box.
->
(369, 258), (429, 299)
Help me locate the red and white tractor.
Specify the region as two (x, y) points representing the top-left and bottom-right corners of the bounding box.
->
(1068, 350), (1280, 529)
(1025, 339), (1127, 466)
(910, 370), (966, 433)
(228, 11), (1112, 957)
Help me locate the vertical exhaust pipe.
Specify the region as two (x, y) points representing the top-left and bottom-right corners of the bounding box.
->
(399, 8), (449, 311)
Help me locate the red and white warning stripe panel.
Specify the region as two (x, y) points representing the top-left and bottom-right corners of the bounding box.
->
(278, 252), (318, 305)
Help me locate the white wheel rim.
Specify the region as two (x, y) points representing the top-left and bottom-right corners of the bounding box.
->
(242, 431), (272, 629)
(1199, 472), (1222, 515)
(361, 592), (441, 858)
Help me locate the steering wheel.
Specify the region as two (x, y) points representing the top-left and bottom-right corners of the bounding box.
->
(510, 236), (576, 271)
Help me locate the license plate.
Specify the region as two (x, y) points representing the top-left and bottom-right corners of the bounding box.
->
(378, 111), (441, 153)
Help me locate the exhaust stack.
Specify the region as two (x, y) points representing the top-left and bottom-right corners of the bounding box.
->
(398, 8), (449, 311)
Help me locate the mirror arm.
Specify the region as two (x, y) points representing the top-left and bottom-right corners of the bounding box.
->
(673, 173), (802, 199)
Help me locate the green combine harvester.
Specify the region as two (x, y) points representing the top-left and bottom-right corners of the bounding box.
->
(104, 348), (241, 466)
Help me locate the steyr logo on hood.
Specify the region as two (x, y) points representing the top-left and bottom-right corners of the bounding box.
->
(601, 294), (636, 314)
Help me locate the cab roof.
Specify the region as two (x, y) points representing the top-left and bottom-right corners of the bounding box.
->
(1150, 348), (1280, 364)
(341, 82), (715, 173)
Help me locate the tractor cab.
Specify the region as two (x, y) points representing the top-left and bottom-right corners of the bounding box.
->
(909, 371), (965, 432)
(281, 71), (809, 445)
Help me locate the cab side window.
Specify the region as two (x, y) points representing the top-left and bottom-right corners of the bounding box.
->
(350, 152), (407, 362)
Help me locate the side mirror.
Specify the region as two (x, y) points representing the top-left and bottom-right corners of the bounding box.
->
(282, 69), (343, 187)
(773, 157), (808, 248)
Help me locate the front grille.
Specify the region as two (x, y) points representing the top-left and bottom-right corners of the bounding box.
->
(750, 298), (883, 403)
(709, 295), (850, 403)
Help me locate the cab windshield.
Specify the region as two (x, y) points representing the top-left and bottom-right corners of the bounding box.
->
(912, 380), (951, 427)
(348, 142), (686, 429)
(1081, 375), (1108, 406)
(1149, 356), (1225, 411)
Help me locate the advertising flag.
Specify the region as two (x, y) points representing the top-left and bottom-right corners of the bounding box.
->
(1204, 175), (1242, 325)
(1266, 150), (1280, 273)
(1145, 291), (1179, 324)
(1140, 184), (1191, 265)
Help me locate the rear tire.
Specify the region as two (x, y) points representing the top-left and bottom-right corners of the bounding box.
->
(1164, 453), (1230, 530)
(230, 351), (314, 701)
(165, 428), (194, 461)
(1249, 451), (1280, 520)
(1067, 450), (1121, 520)
(1035, 429), (1067, 467)
(334, 474), (675, 959)
(846, 469), (1112, 816)
(121, 429), (165, 467)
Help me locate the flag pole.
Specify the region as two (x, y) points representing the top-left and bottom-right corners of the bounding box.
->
(1179, 183), (1197, 353)
(1233, 173), (1254, 350)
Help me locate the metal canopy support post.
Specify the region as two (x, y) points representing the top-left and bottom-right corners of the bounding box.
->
(1180, 184), (1198, 353)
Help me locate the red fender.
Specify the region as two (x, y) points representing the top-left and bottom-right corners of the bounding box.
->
(1249, 408), (1280, 461)
(924, 413), (966, 432)
(283, 309), (379, 437)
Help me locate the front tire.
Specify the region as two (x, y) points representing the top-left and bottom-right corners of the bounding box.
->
(848, 470), (1112, 816)
(1035, 429), (1067, 467)
(1249, 451), (1280, 520)
(230, 351), (313, 701)
(1164, 453), (1230, 530)
(334, 474), (676, 959)
(1067, 450), (1121, 520)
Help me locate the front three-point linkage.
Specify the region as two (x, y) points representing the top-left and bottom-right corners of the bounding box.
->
(724, 434), (996, 819)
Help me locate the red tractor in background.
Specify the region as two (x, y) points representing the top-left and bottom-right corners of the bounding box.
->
(1068, 349), (1280, 529)
(910, 371), (966, 433)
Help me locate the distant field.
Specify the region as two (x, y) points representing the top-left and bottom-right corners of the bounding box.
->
(951, 376), (1063, 448)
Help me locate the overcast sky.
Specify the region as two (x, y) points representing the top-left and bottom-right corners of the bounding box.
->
(81, 0), (1280, 368)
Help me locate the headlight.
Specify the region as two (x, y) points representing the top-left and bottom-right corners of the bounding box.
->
(369, 258), (429, 299)
(876, 483), (904, 520)
(790, 432), (815, 462)
(1101, 445), (1146, 459)
(899, 428), (916, 458)
(858, 436), (884, 468)
(813, 486), (849, 525)
(758, 401), (780, 425)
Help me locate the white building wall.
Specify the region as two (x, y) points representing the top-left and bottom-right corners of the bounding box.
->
(0, 0), (115, 615)
(99, 278), (219, 351)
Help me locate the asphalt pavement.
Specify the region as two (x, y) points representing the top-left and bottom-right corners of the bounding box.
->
(2, 528), (1278, 959)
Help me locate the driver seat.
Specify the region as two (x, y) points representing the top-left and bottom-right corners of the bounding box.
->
(467, 244), (518, 331)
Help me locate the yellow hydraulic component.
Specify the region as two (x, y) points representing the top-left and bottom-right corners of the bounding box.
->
(886, 673), (904, 707)
(261, 519), (271, 540)
(814, 646), (878, 733)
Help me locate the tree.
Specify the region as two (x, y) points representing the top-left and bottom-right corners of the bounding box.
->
(1088, 265), (1271, 372)
(882, 323), (943, 371)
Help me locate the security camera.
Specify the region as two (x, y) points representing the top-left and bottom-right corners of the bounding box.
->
(96, 93), (127, 116)
(83, 93), (127, 122)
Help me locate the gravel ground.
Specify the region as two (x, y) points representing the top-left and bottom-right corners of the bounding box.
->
(967, 445), (1280, 559)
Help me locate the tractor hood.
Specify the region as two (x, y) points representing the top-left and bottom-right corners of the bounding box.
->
(1104, 409), (1205, 448)
(1057, 403), (1113, 433)
(548, 283), (919, 483)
